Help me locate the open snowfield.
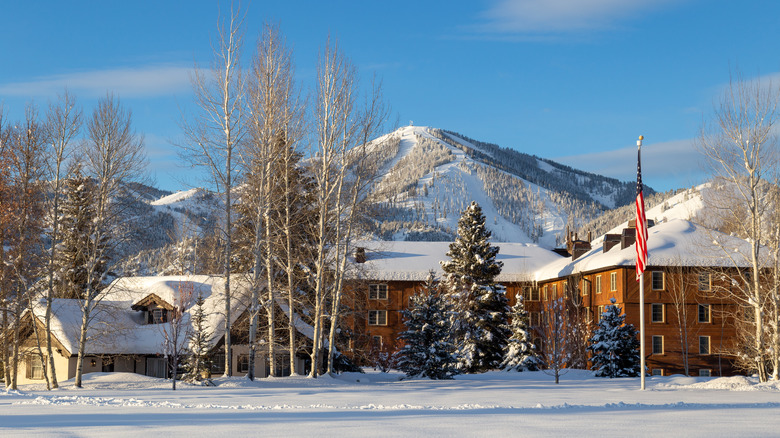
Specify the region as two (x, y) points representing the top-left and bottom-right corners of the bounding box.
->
(3, 371), (780, 437)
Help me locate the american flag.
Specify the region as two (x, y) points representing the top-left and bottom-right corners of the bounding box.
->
(635, 139), (648, 281)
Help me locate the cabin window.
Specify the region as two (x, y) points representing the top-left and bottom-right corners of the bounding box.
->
(597, 305), (605, 319)
(699, 369), (712, 377)
(369, 284), (388, 300)
(652, 369), (663, 376)
(368, 310), (387, 326)
(148, 308), (168, 324)
(372, 335), (383, 349)
(27, 359), (45, 380)
(552, 284), (558, 299)
(529, 287), (540, 301)
(583, 307), (592, 324)
(698, 304), (711, 323)
(610, 272), (617, 292)
(651, 271), (664, 290)
(582, 279), (590, 296)
(652, 335), (664, 355)
(211, 354), (226, 375)
(699, 336), (711, 355)
(651, 303), (665, 323)
(698, 273), (711, 291)
(238, 355), (250, 373)
(542, 285), (548, 301)
(595, 276), (602, 294)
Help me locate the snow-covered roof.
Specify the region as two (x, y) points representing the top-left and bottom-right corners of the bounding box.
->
(349, 241), (563, 282)
(32, 275), (253, 356)
(535, 218), (761, 282)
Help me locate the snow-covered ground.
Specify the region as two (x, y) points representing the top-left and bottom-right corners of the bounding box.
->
(3, 370), (780, 437)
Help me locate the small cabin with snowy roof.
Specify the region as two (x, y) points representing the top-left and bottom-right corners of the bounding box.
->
(16, 275), (310, 385)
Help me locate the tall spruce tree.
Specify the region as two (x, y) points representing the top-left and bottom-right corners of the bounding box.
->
(58, 166), (106, 299)
(501, 294), (540, 371)
(185, 293), (213, 382)
(587, 298), (640, 378)
(441, 201), (510, 373)
(394, 272), (457, 379)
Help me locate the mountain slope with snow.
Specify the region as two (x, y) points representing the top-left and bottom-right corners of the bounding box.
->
(365, 126), (646, 247)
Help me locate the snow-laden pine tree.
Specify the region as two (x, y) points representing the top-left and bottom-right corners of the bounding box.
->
(587, 298), (640, 378)
(441, 201), (510, 373)
(58, 166), (106, 299)
(185, 293), (213, 382)
(394, 272), (457, 379)
(501, 294), (540, 371)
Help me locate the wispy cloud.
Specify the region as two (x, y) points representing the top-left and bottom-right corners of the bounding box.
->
(0, 65), (193, 99)
(555, 138), (707, 191)
(470, 0), (681, 36)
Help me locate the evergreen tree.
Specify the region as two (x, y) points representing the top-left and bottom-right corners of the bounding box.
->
(441, 201), (510, 373)
(394, 272), (457, 379)
(185, 293), (213, 382)
(587, 298), (641, 378)
(501, 294), (540, 371)
(57, 166), (106, 299)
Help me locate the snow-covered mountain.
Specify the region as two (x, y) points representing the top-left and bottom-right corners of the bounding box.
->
(362, 126), (648, 247)
(133, 126), (655, 253)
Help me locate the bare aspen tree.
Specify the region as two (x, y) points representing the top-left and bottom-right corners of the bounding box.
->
(698, 72), (780, 382)
(240, 23), (306, 379)
(180, 5), (245, 377)
(76, 94), (147, 388)
(6, 104), (47, 389)
(309, 38), (360, 378)
(0, 107), (13, 387)
(41, 90), (81, 389)
(326, 76), (388, 375)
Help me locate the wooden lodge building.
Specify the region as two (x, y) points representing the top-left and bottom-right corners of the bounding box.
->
(345, 219), (754, 377)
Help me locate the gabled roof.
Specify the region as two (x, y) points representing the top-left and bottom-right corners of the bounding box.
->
(29, 275), (253, 356)
(535, 219), (763, 282)
(130, 293), (174, 311)
(349, 241), (564, 282)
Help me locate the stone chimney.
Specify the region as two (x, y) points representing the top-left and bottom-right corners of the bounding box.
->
(354, 247), (366, 263)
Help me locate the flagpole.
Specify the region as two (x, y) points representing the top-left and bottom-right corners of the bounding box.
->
(638, 135), (646, 391)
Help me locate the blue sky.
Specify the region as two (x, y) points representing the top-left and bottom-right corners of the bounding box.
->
(1, 0), (778, 193)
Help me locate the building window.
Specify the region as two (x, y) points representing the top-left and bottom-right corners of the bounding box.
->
(698, 304), (711, 323)
(529, 287), (540, 301)
(597, 305), (605, 319)
(372, 335), (383, 349)
(543, 285), (548, 301)
(651, 271), (664, 290)
(552, 284), (557, 298)
(610, 272), (617, 292)
(583, 307), (592, 323)
(652, 335), (664, 354)
(698, 273), (711, 291)
(699, 369), (712, 377)
(530, 312), (541, 327)
(652, 369), (663, 376)
(699, 336), (711, 355)
(651, 303), (665, 323)
(238, 355), (250, 373)
(369, 284), (388, 300)
(27, 359), (45, 380)
(596, 276), (602, 294)
(582, 279), (590, 296)
(147, 308), (168, 324)
(368, 310), (387, 326)
(562, 281), (568, 294)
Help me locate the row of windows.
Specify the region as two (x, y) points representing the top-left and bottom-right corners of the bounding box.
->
(650, 303), (711, 323)
(531, 271), (715, 300)
(651, 335), (711, 355)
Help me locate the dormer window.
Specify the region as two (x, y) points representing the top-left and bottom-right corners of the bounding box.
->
(148, 308), (169, 324)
